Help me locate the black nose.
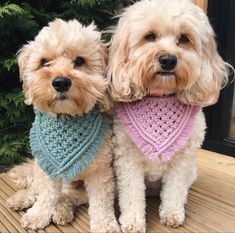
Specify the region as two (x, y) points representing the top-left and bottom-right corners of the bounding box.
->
(159, 54), (177, 71)
(52, 77), (72, 92)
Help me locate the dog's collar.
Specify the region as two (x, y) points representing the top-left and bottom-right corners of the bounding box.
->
(30, 107), (110, 182)
(116, 96), (201, 161)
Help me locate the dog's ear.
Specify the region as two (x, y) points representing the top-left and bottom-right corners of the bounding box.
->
(191, 0), (208, 12)
(178, 25), (228, 106)
(96, 41), (114, 111)
(18, 44), (32, 80)
(98, 91), (113, 112)
(17, 44), (34, 105)
(98, 42), (108, 73)
(107, 16), (134, 101)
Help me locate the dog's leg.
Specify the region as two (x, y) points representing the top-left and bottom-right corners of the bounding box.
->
(7, 159), (34, 189)
(115, 153), (146, 233)
(7, 189), (36, 210)
(61, 182), (88, 206)
(20, 164), (62, 230)
(51, 194), (74, 226)
(159, 151), (197, 227)
(52, 184), (88, 225)
(7, 160), (37, 210)
(85, 167), (120, 233)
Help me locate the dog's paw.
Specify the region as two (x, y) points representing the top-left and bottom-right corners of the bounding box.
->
(7, 190), (35, 210)
(121, 223), (146, 233)
(7, 162), (33, 189)
(90, 216), (120, 233)
(120, 216), (146, 233)
(52, 200), (74, 225)
(21, 212), (51, 230)
(159, 208), (185, 227)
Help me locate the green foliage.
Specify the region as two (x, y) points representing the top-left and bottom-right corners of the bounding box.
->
(0, 88), (33, 170)
(0, 3), (25, 17)
(0, 0), (135, 171)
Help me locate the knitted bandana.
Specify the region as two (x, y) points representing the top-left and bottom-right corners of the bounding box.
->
(116, 96), (201, 161)
(30, 107), (110, 182)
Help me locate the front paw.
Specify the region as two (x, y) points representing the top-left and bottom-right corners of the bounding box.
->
(90, 216), (120, 233)
(21, 211), (51, 230)
(159, 208), (185, 227)
(52, 198), (74, 225)
(7, 190), (35, 210)
(120, 216), (146, 233)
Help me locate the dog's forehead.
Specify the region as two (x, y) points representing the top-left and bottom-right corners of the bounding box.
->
(128, 0), (205, 26)
(34, 20), (99, 45)
(31, 22), (101, 58)
(126, 0), (209, 39)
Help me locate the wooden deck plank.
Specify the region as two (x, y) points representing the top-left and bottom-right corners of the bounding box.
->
(197, 149), (235, 177)
(0, 211), (19, 233)
(0, 149), (235, 233)
(0, 221), (9, 233)
(0, 200), (27, 233)
(0, 176), (56, 233)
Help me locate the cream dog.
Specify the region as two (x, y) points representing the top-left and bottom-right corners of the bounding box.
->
(108, 0), (228, 232)
(7, 19), (120, 232)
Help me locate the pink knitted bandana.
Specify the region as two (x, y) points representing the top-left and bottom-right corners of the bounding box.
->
(116, 96), (201, 161)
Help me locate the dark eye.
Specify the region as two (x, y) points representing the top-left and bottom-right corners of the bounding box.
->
(41, 58), (50, 67)
(178, 34), (190, 45)
(144, 32), (156, 41)
(74, 57), (85, 67)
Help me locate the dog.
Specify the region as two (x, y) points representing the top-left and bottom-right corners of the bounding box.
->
(107, 0), (228, 232)
(7, 19), (120, 232)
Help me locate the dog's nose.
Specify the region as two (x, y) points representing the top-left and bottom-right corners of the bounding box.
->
(52, 76), (72, 92)
(158, 54), (177, 71)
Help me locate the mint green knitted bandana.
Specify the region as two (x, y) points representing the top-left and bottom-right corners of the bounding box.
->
(30, 107), (110, 182)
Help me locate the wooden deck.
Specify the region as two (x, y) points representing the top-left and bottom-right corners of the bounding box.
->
(0, 149), (235, 233)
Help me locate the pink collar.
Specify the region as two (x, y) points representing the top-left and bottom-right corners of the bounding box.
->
(116, 96), (201, 161)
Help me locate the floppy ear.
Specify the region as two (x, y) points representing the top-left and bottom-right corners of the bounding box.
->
(98, 91), (113, 112)
(107, 16), (134, 101)
(18, 44), (32, 80)
(96, 42), (114, 111)
(192, 0), (208, 12)
(98, 42), (108, 74)
(17, 44), (33, 104)
(178, 29), (228, 106)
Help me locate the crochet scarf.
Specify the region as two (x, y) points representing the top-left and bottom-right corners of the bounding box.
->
(116, 96), (201, 161)
(30, 108), (110, 182)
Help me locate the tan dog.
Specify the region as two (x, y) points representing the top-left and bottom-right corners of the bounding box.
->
(108, 0), (228, 232)
(7, 19), (120, 232)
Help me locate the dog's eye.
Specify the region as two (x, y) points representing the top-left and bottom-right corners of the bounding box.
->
(41, 58), (50, 67)
(178, 34), (190, 45)
(74, 57), (85, 67)
(144, 32), (156, 41)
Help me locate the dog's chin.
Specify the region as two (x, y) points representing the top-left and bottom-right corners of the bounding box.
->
(50, 98), (84, 116)
(147, 72), (177, 96)
(33, 96), (85, 116)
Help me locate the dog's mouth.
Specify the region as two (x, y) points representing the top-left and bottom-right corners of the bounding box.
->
(56, 93), (68, 101)
(147, 87), (176, 97)
(155, 71), (175, 77)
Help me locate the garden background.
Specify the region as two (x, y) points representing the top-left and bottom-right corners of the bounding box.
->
(0, 0), (136, 171)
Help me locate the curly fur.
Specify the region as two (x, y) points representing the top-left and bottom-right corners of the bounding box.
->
(108, 0), (228, 106)
(7, 19), (119, 232)
(108, 0), (228, 232)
